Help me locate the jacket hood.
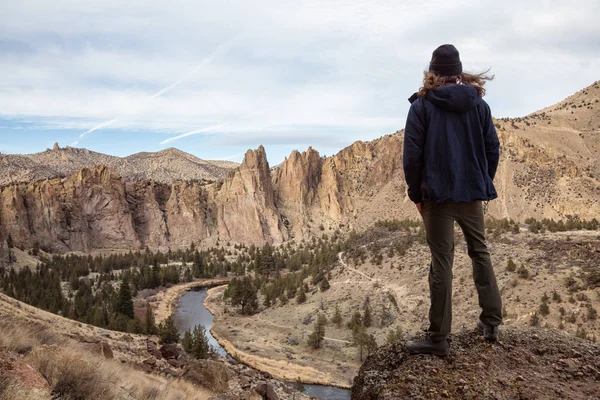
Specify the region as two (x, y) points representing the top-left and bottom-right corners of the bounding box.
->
(425, 84), (479, 112)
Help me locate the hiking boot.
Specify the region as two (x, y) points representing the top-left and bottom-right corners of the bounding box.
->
(405, 336), (450, 356)
(477, 320), (499, 341)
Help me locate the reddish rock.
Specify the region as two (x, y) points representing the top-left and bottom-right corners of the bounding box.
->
(159, 344), (182, 359)
(0, 351), (50, 394)
(167, 358), (185, 368)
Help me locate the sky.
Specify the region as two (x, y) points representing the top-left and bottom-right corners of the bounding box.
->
(1, 0), (599, 164)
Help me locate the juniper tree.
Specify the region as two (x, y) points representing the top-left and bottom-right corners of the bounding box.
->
(307, 313), (327, 349)
(363, 298), (372, 328)
(347, 311), (363, 339)
(191, 325), (210, 359)
(224, 276), (258, 315)
(296, 285), (307, 304)
(332, 303), (343, 328)
(116, 277), (134, 319)
(145, 302), (157, 335)
(183, 328), (194, 353)
(355, 325), (377, 361)
(385, 327), (404, 345)
(158, 314), (180, 344)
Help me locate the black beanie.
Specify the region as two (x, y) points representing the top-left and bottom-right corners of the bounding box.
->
(429, 44), (462, 77)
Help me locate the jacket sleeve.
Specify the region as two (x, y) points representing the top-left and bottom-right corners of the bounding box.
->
(403, 100), (426, 204)
(482, 101), (500, 180)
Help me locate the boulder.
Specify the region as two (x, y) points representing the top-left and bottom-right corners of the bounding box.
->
(167, 358), (185, 368)
(159, 343), (182, 359)
(143, 358), (156, 367)
(0, 351), (50, 395)
(182, 360), (230, 393)
(80, 341), (113, 359)
(253, 382), (279, 400)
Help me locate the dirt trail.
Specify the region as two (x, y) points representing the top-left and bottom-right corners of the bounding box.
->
(338, 252), (419, 309)
(256, 313), (352, 344)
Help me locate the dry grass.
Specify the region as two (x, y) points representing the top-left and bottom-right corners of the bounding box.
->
(25, 345), (212, 400)
(0, 321), (59, 355)
(28, 345), (117, 399)
(0, 294), (212, 400)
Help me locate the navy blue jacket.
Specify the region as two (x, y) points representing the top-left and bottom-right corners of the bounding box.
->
(403, 84), (499, 204)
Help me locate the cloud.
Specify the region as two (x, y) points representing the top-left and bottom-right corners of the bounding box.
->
(0, 0), (599, 156)
(77, 34), (241, 138)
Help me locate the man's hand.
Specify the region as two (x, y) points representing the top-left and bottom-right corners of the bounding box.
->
(416, 202), (423, 213)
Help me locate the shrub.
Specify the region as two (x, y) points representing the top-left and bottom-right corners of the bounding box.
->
(552, 290), (562, 302)
(506, 257), (517, 272)
(539, 301), (550, 316)
(530, 312), (540, 326)
(27, 345), (115, 399)
(518, 265), (530, 279)
(575, 326), (588, 340)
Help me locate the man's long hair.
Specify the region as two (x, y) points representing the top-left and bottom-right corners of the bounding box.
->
(417, 70), (494, 98)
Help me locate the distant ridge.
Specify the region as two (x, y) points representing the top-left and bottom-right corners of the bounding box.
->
(0, 144), (238, 185)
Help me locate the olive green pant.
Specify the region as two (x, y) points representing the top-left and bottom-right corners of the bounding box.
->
(421, 201), (502, 342)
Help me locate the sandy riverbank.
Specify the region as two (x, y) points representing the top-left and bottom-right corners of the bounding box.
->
(204, 286), (353, 389)
(153, 278), (230, 323)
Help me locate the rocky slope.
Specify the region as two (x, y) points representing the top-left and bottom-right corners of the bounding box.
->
(0, 82), (599, 252)
(0, 292), (309, 400)
(351, 327), (600, 400)
(0, 143), (238, 186)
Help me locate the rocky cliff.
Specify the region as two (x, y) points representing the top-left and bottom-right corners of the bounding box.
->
(351, 328), (600, 400)
(1, 83), (599, 252)
(0, 146), (289, 252)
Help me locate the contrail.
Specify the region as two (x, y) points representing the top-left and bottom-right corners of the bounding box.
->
(80, 118), (119, 137)
(79, 34), (241, 139)
(160, 105), (276, 145)
(161, 122), (232, 145)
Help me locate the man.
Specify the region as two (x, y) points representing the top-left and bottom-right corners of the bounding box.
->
(403, 44), (503, 356)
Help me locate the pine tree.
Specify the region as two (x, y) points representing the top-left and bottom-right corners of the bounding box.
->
(296, 285), (307, 304)
(145, 302), (157, 335)
(332, 303), (342, 328)
(116, 278), (134, 319)
(385, 327), (404, 345)
(319, 277), (330, 292)
(158, 314), (180, 344)
(347, 311), (363, 339)
(191, 325), (210, 359)
(182, 328), (194, 353)
(224, 276), (258, 315)
(259, 244), (276, 279)
(307, 313), (326, 349)
(363, 298), (372, 328)
(355, 326), (377, 361)
(6, 234), (13, 249)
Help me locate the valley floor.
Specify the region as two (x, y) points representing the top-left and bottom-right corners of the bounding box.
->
(172, 229), (600, 389)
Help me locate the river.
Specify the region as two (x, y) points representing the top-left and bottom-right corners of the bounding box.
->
(174, 288), (352, 400)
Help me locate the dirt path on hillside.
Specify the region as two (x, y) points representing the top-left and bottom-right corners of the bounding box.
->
(338, 252), (419, 309)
